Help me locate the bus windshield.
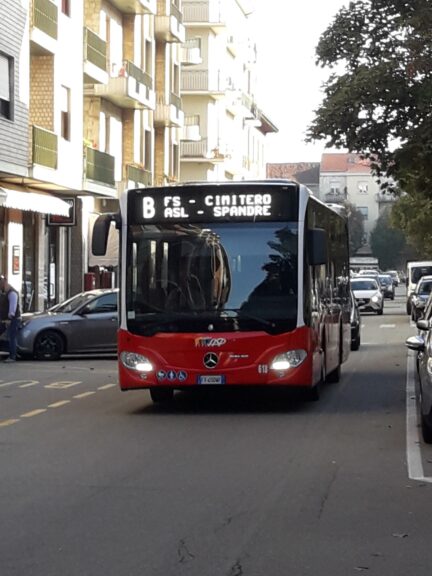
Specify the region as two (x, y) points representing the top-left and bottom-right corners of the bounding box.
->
(126, 221), (298, 334)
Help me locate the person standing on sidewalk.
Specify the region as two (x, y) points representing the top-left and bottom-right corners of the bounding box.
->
(0, 275), (21, 363)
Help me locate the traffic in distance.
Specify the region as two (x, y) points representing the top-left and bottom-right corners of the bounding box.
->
(93, 180), (351, 403)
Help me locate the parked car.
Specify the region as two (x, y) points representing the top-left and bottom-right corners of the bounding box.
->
(350, 277), (384, 315)
(410, 275), (432, 322)
(406, 317), (432, 443)
(378, 274), (395, 300)
(8, 289), (118, 360)
(350, 290), (361, 350)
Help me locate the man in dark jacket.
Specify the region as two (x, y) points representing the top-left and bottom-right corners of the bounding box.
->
(0, 275), (21, 362)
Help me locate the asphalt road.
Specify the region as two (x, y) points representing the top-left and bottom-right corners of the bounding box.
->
(1, 286), (431, 576)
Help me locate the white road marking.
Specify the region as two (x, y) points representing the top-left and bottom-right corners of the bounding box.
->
(20, 409), (47, 418)
(20, 382), (39, 388)
(45, 381), (81, 389)
(0, 419), (20, 427)
(0, 380), (39, 388)
(380, 324), (396, 328)
(48, 400), (71, 408)
(73, 391), (96, 399)
(406, 353), (432, 484)
(97, 383), (117, 390)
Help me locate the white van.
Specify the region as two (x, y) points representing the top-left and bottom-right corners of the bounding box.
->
(406, 261), (432, 314)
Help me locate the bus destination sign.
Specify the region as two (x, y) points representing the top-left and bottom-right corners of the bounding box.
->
(130, 185), (298, 223)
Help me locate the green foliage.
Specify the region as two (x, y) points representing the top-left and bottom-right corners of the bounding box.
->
(370, 211), (410, 269)
(307, 0), (432, 253)
(391, 195), (432, 258)
(344, 202), (365, 255)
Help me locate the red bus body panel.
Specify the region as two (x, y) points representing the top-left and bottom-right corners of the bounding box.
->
(118, 326), (323, 390)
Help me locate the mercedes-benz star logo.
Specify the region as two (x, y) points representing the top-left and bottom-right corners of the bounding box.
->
(203, 352), (219, 369)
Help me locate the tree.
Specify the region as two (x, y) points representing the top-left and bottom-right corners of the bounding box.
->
(370, 210), (411, 269)
(344, 202), (365, 255)
(307, 0), (432, 252)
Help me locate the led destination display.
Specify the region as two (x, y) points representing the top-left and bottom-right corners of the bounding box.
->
(129, 184), (299, 223)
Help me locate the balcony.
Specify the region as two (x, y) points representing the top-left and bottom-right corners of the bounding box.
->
(126, 165), (153, 187)
(323, 192), (346, 204)
(180, 39), (202, 66)
(154, 92), (184, 127)
(182, 0), (226, 33)
(181, 69), (226, 98)
(155, 1), (185, 43)
(32, 126), (57, 169)
(85, 147), (115, 187)
(181, 115), (201, 141)
(30, 0), (58, 55)
(83, 28), (108, 85)
(94, 61), (155, 109)
(108, 0), (157, 14)
(181, 138), (227, 163)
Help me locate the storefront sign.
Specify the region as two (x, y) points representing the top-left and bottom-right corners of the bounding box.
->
(47, 198), (76, 226)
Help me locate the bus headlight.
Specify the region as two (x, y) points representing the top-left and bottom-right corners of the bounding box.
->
(271, 350), (307, 371)
(120, 351), (153, 372)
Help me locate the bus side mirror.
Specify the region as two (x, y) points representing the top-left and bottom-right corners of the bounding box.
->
(308, 228), (328, 266)
(92, 214), (115, 256)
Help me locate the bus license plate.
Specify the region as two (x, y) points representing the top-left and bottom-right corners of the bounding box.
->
(197, 375), (225, 385)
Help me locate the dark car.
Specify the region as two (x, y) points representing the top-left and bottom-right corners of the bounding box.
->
(378, 274), (395, 300)
(410, 275), (432, 322)
(406, 314), (432, 443)
(350, 290), (361, 350)
(5, 289), (118, 360)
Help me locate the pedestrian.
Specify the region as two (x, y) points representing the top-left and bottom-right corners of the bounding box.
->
(0, 275), (21, 362)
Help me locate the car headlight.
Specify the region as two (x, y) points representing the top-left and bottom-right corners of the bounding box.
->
(120, 351), (153, 372)
(270, 350), (307, 370)
(371, 294), (380, 303)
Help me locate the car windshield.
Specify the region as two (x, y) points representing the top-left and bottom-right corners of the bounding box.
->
(379, 276), (392, 285)
(351, 279), (378, 291)
(417, 280), (432, 295)
(412, 266), (432, 283)
(126, 221), (299, 334)
(49, 292), (99, 314)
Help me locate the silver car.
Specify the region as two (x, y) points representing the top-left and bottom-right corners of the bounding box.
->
(14, 289), (118, 360)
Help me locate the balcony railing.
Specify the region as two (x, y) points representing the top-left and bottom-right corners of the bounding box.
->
(33, 0), (58, 39)
(84, 28), (107, 72)
(375, 191), (397, 203)
(323, 192), (346, 204)
(127, 164), (152, 186)
(181, 69), (226, 94)
(32, 126), (57, 169)
(180, 138), (225, 161)
(182, 0), (226, 28)
(85, 147), (115, 186)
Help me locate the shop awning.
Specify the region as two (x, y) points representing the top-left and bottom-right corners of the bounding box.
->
(0, 188), (71, 216)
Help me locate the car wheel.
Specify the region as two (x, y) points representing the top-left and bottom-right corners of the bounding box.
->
(377, 306), (384, 315)
(407, 302), (412, 315)
(149, 387), (174, 404)
(351, 332), (361, 351)
(34, 330), (65, 361)
(421, 413), (432, 444)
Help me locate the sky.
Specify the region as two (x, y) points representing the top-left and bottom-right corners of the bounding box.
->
(252, 0), (349, 164)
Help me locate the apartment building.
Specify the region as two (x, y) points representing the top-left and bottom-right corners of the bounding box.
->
(320, 153), (397, 246)
(180, 0), (276, 182)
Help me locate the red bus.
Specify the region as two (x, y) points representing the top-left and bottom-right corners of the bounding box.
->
(93, 180), (351, 402)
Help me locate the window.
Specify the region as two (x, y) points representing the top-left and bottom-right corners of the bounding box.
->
(0, 53), (13, 120)
(358, 181), (368, 193)
(358, 206), (368, 220)
(60, 86), (70, 141)
(329, 180), (341, 195)
(61, 0), (70, 16)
